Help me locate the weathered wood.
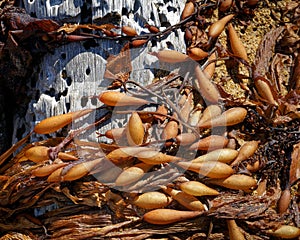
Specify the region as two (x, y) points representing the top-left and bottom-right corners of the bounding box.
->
(14, 0), (186, 145)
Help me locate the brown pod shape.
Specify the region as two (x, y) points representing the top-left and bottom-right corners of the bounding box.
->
(106, 146), (150, 163)
(34, 109), (92, 134)
(254, 78), (277, 105)
(198, 107), (247, 128)
(25, 146), (49, 163)
(188, 47), (208, 61)
(47, 167), (63, 182)
(219, 0), (233, 12)
(122, 26), (137, 36)
(192, 148), (238, 164)
(231, 140), (259, 166)
(177, 161), (234, 178)
(161, 186), (205, 211)
(58, 152), (78, 161)
(180, 181), (219, 196)
(181, 2), (195, 20)
(208, 14), (234, 39)
(278, 189), (291, 214)
(227, 219), (245, 240)
(132, 191), (172, 209)
(228, 23), (249, 62)
(101, 29), (118, 37)
(145, 24), (159, 33)
(136, 150), (182, 165)
(198, 105), (222, 126)
(176, 133), (197, 146)
(105, 127), (125, 140)
(150, 50), (190, 63)
(194, 65), (220, 103)
(189, 109), (202, 126)
(268, 225), (300, 239)
(63, 158), (104, 181)
(208, 174), (257, 191)
(203, 52), (217, 79)
(126, 112), (144, 146)
(114, 163), (152, 186)
(189, 135), (229, 151)
(32, 162), (68, 177)
(180, 93), (194, 122)
(247, 0), (259, 6)
(246, 160), (260, 172)
(184, 28), (193, 42)
(143, 209), (202, 225)
(131, 39), (148, 47)
(97, 165), (123, 183)
(99, 91), (149, 106)
(162, 120), (178, 140)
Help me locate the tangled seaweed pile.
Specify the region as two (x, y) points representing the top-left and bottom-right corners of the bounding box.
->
(0, 0), (300, 239)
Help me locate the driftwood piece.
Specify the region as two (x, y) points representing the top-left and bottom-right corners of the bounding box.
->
(13, 0), (186, 145)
